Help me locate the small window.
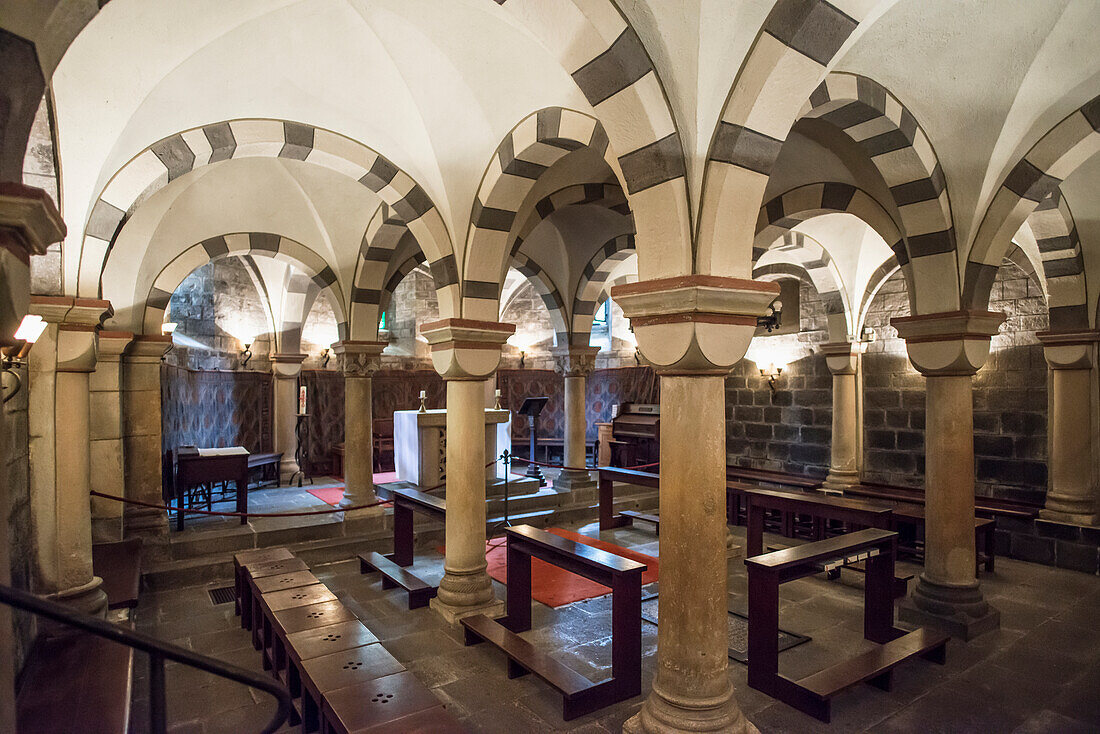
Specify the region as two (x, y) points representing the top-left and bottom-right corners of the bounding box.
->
(378, 312), (387, 330)
(593, 300), (609, 327)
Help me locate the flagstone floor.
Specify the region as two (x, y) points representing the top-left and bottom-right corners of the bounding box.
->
(130, 520), (1100, 733)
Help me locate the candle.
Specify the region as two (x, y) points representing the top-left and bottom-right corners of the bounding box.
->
(299, 385), (307, 414)
(495, 389), (501, 397)
(419, 390), (426, 399)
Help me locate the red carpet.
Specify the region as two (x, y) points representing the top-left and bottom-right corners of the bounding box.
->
(484, 528), (659, 607)
(307, 486), (346, 505)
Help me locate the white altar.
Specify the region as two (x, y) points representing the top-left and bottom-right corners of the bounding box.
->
(393, 408), (511, 488)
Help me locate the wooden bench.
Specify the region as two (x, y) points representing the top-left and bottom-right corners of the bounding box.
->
(845, 480), (1040, 521)
(358, 486), (446, 607)
(746, 528), (948, 723)
(727, 465), (823, 490)
(619, 510), (660, 534)
(322, 672), (466, 733)
(248, 451), (283, 488)
(92, 537), (143, 610)
(461, 524), (646, 720)
(359, 552), (437, 609)
(233, 547), (295, 627)
(597, 466), (659, 530)
(890, 503), (997, 573)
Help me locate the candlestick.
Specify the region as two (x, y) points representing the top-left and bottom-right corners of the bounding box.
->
(418, 389), (427, 413)
(495, 388), (502, 410)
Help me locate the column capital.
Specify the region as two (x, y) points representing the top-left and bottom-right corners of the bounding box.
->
(818, 341), (863, 375)
(332, 340), (386, 377)
(30, 296), (114, 373)
(0, 182), (65, 260)
(551, 345), (600, 377)
(1036, 329), (1099, 370)
(611, 275), (779, 374)
(891, 310), (1005, 376)
(270, 352), (307, 378)
(124, 334), (173, 362)
(420, 318), (515, 380)
(96, 331), (134, 361)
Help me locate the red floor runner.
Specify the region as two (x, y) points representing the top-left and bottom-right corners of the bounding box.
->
(485, 527), (658, 607)
(307, 486), (346, 505)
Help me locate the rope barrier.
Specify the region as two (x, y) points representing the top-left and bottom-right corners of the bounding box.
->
(512, 455), (660, 472)
(89, 459), (502, 519)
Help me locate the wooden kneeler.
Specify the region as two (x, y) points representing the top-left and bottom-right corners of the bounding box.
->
(461, 524), (646, 721)
(745, 528), (948, 723)
(358, 486), (445, 609)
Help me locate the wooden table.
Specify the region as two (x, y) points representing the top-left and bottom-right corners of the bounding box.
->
(745, 528), (947, 722)
(461, 524), (646, 720)
(171, 448), (250, 530)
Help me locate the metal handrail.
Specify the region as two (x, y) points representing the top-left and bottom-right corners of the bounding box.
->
(0, 583), (291, 734)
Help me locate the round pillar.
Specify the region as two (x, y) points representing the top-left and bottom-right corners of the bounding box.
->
(421, 318), (514, 625)
(820, 342), (862, 493)
(1037, 330), (1099, 525)
(551, 346), (599, 492)
(893, 310), (1004, 640)
(616, 275), (778, 734)
(333, 341), (386, 513)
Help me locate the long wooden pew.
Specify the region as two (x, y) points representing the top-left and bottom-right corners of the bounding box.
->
(597, 466), (659, 530)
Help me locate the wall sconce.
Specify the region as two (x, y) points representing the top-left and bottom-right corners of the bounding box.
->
(320, 347), (331, 368)
(760, 362), (784, 394)
(240, 338), (254, 369)
(160, 322), (177, 361)
(519, 350), (526, 368)
(757, 299), (783, 332)
(860, 325), (877, 343)
(2, 314), (48, 403)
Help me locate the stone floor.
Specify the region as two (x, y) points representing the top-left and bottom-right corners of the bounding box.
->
(130, 519), (1100, 733)
(171, 479), (346, 533)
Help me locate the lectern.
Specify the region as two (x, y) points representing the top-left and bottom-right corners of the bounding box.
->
(518, 397), (549, 486)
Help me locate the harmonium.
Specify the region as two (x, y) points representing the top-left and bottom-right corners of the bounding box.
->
(609, 402), (659, 469)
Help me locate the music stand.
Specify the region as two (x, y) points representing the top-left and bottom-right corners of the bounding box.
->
(518, 397), (549, 486)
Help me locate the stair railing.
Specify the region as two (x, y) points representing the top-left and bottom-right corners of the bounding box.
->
(0, 583), (291, 734)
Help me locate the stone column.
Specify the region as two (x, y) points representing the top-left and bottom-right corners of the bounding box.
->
(0, 182), (62, 734)
(893, 310), (1005, 640)
(820, 341), (862, 493)
(89, 331), (133, 542)
(332, 340), (386, 512)
(421, 318), (514, 625)
(28, 295), (114, 618)
(616, 275), (779, 734)
(122, 336), (173, 538)
(1037, 330), (1100, 525)
(271, 353), (307, 482)
(551, 345), (600, 492)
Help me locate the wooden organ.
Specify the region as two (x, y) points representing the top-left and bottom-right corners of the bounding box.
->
(608, 402), (659, 469)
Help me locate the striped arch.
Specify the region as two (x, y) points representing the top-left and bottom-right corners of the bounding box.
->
(349, 203), (459, 339)
(593, 273), (638, 312)
(508, 252), (569, 347)
(493, 1), (690, 276)
(81, 119), (455, 302)
(1025, 190), (1086, 329)
(798, 74), (956, 314)
(278, 269), (322, 354)
(378, 252), (428, 319)
(572, 233), (636, 344)
(755, 231), (851, 340)
(966, 91), (1099, 314)
(463, 107), (619, 319)
(143, 232), (348, 339)
(857, 259), (902, 334)
(698, 0), (871, 276)
(508, 182), (630, 258)
(755, 182), (905, 271)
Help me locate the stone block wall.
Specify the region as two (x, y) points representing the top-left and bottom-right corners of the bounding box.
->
(725, 279), (832, 477)
(2, 366), (35, 672)
(861, 263), (1048, 503)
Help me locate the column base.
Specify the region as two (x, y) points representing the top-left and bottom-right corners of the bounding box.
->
(429, 596), (505, 626)
(1040, 500), (1099, 526)
(898, 576), (1000, 640)
(52, 577), (109, 620)
(820, 469), (859, 494)
(124, 506), (169, 535)
(624, 679), (757, 734)
(551, 468), (596, 493)
(279, 458), (301, 484)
